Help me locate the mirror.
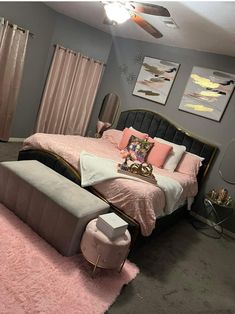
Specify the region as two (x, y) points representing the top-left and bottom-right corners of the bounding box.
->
(219, 139), (235, 184)
(98, 93), (120, 125)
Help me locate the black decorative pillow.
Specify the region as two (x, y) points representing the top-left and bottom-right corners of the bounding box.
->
(125, 135), (153, 163)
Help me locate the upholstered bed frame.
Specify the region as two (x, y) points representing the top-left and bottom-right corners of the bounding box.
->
(18, 110), (218, 241)
(116, 110), (217, 184)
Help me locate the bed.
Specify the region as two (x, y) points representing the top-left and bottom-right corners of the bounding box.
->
(18, 109), (218, 240)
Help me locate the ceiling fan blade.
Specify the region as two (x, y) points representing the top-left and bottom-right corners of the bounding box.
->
(129, 2), (170, 17)
(131, 14), (163, 38)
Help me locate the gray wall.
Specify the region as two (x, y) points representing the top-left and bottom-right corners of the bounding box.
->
(0, 2), (112, 138)
(90, 36), (235, 233)
(52, 13), (112, 63)
(43, 12), (112, 92)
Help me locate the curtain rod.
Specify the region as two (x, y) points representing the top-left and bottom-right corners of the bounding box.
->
(6, 22), (34, 38)
(54, 44), (106, 66)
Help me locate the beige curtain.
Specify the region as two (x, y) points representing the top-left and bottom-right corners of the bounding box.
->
(36, 45), (104, 136)
(0, 19), (29, 141)
(0, 18), (4, 41)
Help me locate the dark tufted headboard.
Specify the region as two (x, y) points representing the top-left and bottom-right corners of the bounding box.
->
(116, 109), (218, 184)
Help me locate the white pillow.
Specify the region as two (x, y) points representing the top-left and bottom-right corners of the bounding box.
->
(154, 137), (186, 172)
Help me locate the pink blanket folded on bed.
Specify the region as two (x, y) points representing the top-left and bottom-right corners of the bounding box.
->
(23, 133), (198, 236)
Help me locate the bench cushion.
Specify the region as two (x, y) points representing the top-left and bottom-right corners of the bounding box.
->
(0, 160), (109, 256)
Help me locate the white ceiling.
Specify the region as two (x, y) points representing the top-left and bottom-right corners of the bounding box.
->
(46, 1), (235, 57)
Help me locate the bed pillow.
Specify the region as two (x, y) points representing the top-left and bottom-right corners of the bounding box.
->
(102, 129), (123, 147)
(146, 137), (173, 168)
(125, 135), (153, 163)
(155, 137), (186, 172)
(118, 127), (148, 150)
(176, 152), (204, 177)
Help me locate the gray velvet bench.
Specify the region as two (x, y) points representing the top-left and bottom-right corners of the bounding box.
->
(0, 160), (109, 256)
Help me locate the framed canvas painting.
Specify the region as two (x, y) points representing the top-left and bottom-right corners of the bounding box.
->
(179, 66), (235, 121)
(133, 56), (180, 105)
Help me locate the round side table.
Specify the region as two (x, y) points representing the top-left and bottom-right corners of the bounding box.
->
(203, 196), (234, 237)
(192, 195), (234, 239)
(80, 219), (131, 276)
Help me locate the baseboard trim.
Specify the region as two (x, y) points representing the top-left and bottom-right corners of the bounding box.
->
(190, 211), (235, 239)
(9, 137), (25, 142)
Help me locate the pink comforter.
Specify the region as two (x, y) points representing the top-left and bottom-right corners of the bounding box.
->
(23, 133), (198, 236)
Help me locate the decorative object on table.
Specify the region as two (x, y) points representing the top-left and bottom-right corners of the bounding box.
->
(208, 189), (219, 201)
(217, 188), (229, 204)
(96, 213), (128, 240)
(207, 188), (233, 207)
(179, 66), (235, 121)
(117, 162), (157, 185)
(81, 218), (131, 275)
(133, 56), (180, 105)
(0, 203), (139, 313)
(129, 162), (153, 177)
(139, 162), (153, 177)
(120, 149), (137, 170)
(129, 162), (140, 174)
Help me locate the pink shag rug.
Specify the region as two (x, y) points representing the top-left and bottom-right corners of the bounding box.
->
(0, 203), (139, 314)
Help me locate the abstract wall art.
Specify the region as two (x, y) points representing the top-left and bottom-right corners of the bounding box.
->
(179, 66), (235, 121)
(133, 57), (180, 105)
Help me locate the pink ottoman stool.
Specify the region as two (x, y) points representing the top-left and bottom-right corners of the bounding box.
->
(81, 218), (131, 274)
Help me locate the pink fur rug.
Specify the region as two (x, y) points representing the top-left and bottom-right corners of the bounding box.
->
(0, 203), (139, 313)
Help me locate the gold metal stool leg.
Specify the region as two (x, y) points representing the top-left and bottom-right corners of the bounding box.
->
(118, 249), (130, 273)
(92, 254), (100, 278)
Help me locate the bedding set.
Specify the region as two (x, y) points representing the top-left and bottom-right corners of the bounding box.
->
(22, 127), (203, 236)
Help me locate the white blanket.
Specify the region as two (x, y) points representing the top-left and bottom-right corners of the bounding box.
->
(79, 151), (183, 214)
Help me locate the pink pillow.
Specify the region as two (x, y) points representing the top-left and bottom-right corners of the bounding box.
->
(176, 152), (204, 177)
(147, 138), (173, 168)
(118, 127), (148, 150)
(102, 129), (123, 147)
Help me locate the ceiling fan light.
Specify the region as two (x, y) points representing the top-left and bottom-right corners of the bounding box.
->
(104, 3), (130, 24)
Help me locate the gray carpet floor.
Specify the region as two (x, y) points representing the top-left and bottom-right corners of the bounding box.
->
(1, 141), (235, 314)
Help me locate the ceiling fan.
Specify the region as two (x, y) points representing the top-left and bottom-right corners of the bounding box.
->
(102, 1), (170, 39)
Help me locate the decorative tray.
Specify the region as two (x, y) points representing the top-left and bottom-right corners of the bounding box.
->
(117, 164), (157, 185)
